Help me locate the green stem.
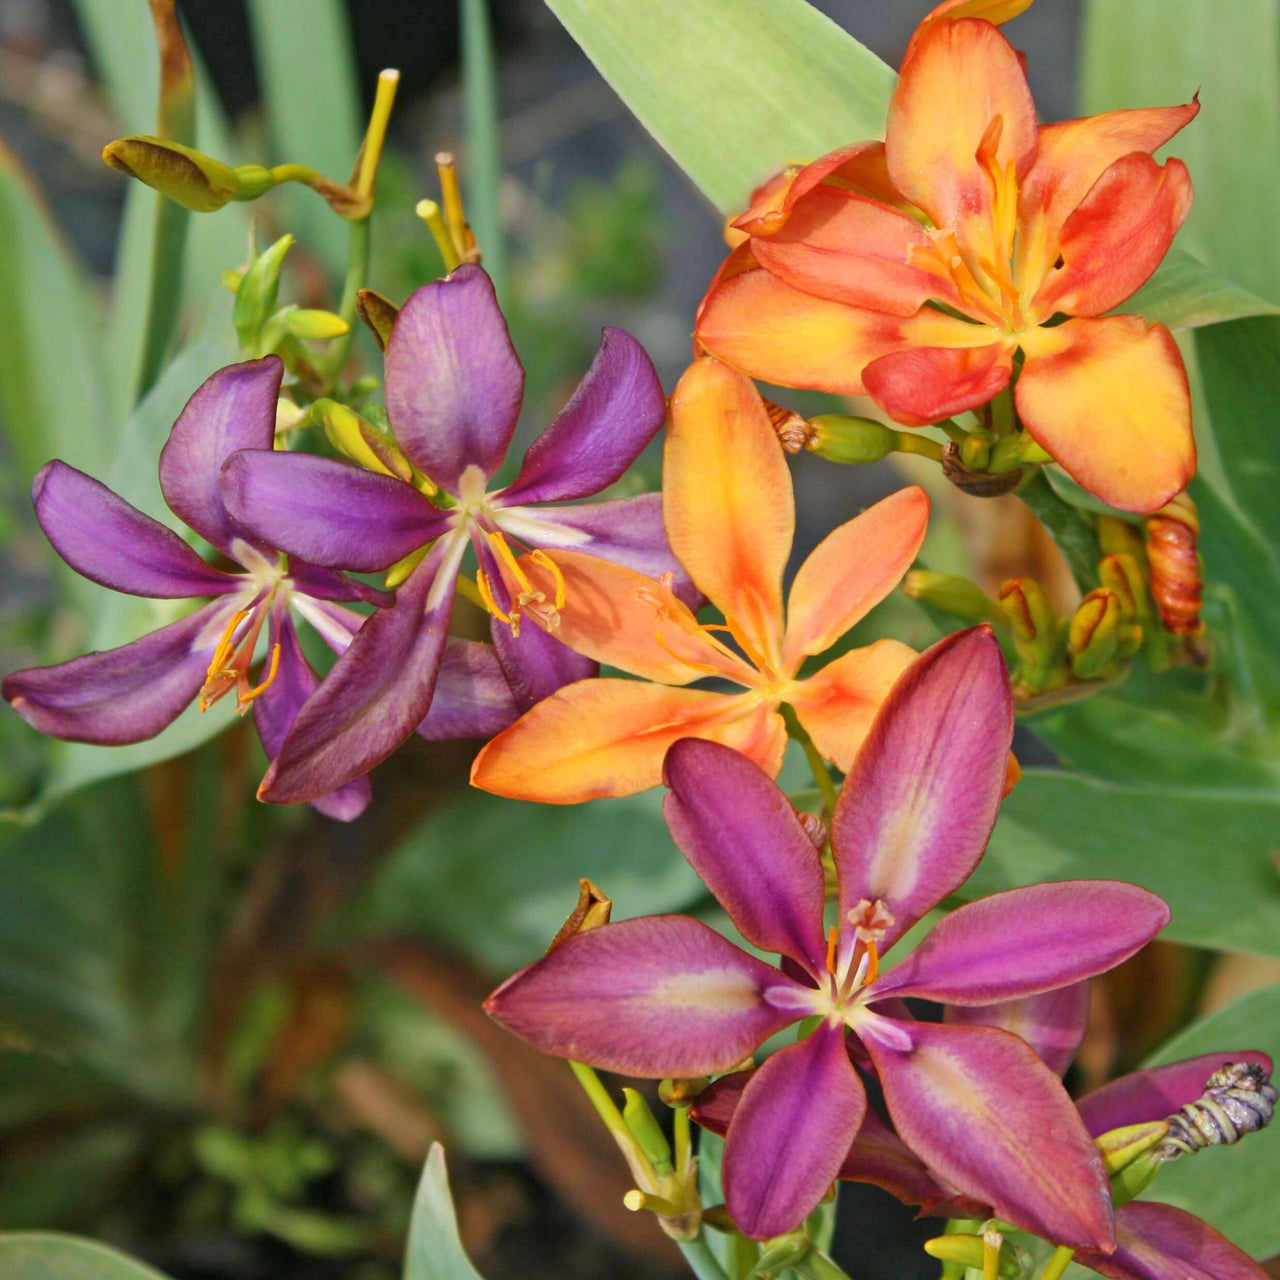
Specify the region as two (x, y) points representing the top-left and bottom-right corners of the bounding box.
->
(795, 1249), (854, 1280)
(1015, 470), (1101, 591)
(461, 0), (505, 295)
(679, 1234), (734, 1280)
(319, 215), (371, 387)
(892, 430), (945, 462)
(782, 705), (838, 816)
(1037, 1245), (1075, 1280)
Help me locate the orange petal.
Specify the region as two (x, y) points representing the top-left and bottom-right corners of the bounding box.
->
(911, 0), (1034, 53)
(469, 682), (783, 803)
(1015, 315), (1195, 514)
(783, 487), (931, 670)
(886, 17), (1037, 235)
(788, 640), (918, 773)
(752, 187), (960, 316)
(665, 360), (792, 667)
(1032, 153), (1192, 319)
(863, 340), (1015, 427)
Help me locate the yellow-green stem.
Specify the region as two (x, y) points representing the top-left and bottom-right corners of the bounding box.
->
(783, 706), (838, 816)
(1038, 1245), (1075, 1280)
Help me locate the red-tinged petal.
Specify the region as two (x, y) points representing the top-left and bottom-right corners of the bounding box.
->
(159, 356), (282, 554)
(31, 461), (236, 599)
(484, 915), (799, 1077)
(416, 638), (521, 740)
(831, 628), (1014, 949)
(753, 188), (958, 316)
(384, 265), (524, 492)
(838, 1104), (958, 1208)
(1033, 154), (1193, 319)
(861, 1018), (1116, 1250)
(946, 983), (1091, 1078)
(788, 640), (918, 773)
(470, 682), (785, 804)
(863, 340), (1015, 427)
(1075, 1051), (1274, 1138)
(872, 881), (1169, 1006)
(723, 1024), (867, 1240)
(665, 360), (790, 668)
(1015, 315), (1195, 514)
(783, 487), (930, 669)
(662, 739), (828, 976)
(1079, 1201), (1270, 1280)
(886, 17), (1036, 235)
(501, 327), (665, 505)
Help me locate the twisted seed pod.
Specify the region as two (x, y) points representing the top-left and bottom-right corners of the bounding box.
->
(762, 399), (815, 453)
(1145, 492), (1205, 635)
(1158, 1062), (1277, 1159)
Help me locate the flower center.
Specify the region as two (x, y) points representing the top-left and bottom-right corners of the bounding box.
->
(199, 595), (281, 714)
(475, 530), (567, 638)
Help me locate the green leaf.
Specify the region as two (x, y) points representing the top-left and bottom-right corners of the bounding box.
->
(1139, 986), (1280, 1259)
(545, 0), (895, 214)
(973, 770), (1280, 958)
(404, 1145), (487, 1280)
(1122, 249), (1280, 332)
(461, 0), (506, 296)
(0, 1233), (173, 1280)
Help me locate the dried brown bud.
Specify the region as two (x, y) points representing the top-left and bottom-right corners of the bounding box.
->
(546, 878), (612, 951)
(794, 809), (827, 849)
(762, 399), (815, 453)
(1145, 492), (1204, 636)
(942, 443), (1022, 496)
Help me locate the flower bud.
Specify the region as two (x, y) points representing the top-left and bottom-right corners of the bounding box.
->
(658, 1077), (710, 1106)
(102, 135), (239, 211)
(1109, 1147), (1166, 1208)
(233, 234), (294, 348)
(1144, 492), (1205, 636)
(904, 571), (1003, 625)
(1096, 1120), (1170, 1175)
(356, 288), (400, 352)
(751, 1231), (811, 1277)
(1098, 553), (1147, 623)
(311, 398), (415, 483)
(922, 1233), (1024, 1277)
(1068, 588), (1122, 680)
(547, 878), (613, 952)
(1096, 514), (1145, 560)
(807, 414), (898, 465)
(959, 429), (992, 472)
(987, 430), (1053, 474)
(284, 309), (350, 340)
(998, 576), (1056, 645)
(622, 1088), (673, 1174)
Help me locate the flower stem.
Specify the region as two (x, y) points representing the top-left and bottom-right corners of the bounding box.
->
(782, 706), (838, 817)
(794, 1249), (854, 1280)
(1037, 1245), (1075, 1280)
(679, 1234), (734, 1280)
(318, 214), (371, 387)
(1015, 470), (1101, 591)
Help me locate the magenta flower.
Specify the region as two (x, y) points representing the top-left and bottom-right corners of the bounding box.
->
(484, 627), (1170, 1242)
(2, 357), (515, 821)
(221, 264), (684, 804)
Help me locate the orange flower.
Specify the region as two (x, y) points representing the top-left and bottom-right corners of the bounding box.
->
(470, 359), (929, 803)
(696, 0), (1198, 514)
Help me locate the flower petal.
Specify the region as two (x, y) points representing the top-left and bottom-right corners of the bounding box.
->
(783, 487), (930, 668)
(484, 914), (798, 1077)
(861, 1018), (1116, 1249)
(665, 359), (791, 667)
(384, 265), (524, 491)
(1016, 315), (1195, 514)
(487, 617), (596, 716)
(662, 738), (828, 975)
(871, 881), (1169, 1005)
(470, 681), (785, 803)
(946, 983), (1091, 1078)
(1033, 154), (1193, 319)
(1075, 1051), (1274, 1138)
(31, 461), (236, 599)
(259, 535), (461, 803)
(416, 637), (521, 740)
(863, 341), (1014, 427)
(723, 1023), (866, 1240)
(3, 602), (227, 744)
(788, 640), (918, 772)
(287, 560), (392, 608)
(221, 450), (452, 572)
(1079, 1201), (1270, 1280)
(500, 327), (665, 504)
(831, 627), (1014, 948)
(159, 356), (282, 553)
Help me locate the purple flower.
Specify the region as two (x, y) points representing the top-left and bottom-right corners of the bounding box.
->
(484, 627), (1171, 1243)
(3, 357), (514, 821)
(221, 264), (683, 804)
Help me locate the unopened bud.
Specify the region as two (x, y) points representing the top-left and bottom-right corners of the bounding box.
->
(794, 808), (827, 850)
(1098, 553), (1146, 623)
(998, 577), (1055, 645)
(356, 288), (400, 352)
(234, 234), (294, 348)
(285, 308), (350, 340)
(1096, 1121), (1170, 1176)
(548, 878), (613, 952)
(987, 430), (1053, 474)
(658, 1077), (710, 1106)
(1069, 588), (1122, 680)
(102, 135), (240, 211)
(904, 571), (1002, 624)
(959, 429), (992, 472)
(1109, 1147), (1166, 1208)
(751, 1232), (811, 1277)
(1096, 514), (1145, 559)
(924, 1232), (1025, 1278)
(807, 414), (898, 465)
(231, 164), (278, 200)
(622, 1089), (673, 1173)
(1145, 492), (1205, 637)
(312, 398), (414, 484)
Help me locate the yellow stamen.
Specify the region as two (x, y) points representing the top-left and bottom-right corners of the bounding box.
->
(435, 151), (468, 262)
(653, 627), (721, 675)
(204, 609), (249, 685)
(416, 198), (460, 271)
(487, 530), (533, 594)
(864, 941), (880, 987)
(475, 569), (512, 624)
(237, 642), (282, 712)
(529, 549), (566, 609)
(825, 926), (838, 976)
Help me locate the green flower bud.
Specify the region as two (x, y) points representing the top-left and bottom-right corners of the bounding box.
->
(960, 430), (992, 472)
(987, 430), (1053, 474)
(234, 234), (295, 349)
(285, 309), (351, 340)
(102, 135), (239, 212)
(622, 1089), (673, 1175)
(311, 398), (414, 483)
(1096, 1120), (1170, 1175)
(1069, 588), (1122, 680)
(1098, 553), (1148, 623)
(807, 414), (898, 465)
(356, 288), (400, 352)
(903, 570), (1003, 624)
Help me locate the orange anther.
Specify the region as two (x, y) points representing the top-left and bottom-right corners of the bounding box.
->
(825, 926), (838, 976)
(237, 642), (282, 712)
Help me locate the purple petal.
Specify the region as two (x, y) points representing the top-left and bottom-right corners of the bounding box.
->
(3, 601), (228, 744)
(662, 739), (828, 975)
(259, 536), (461, 803)
(723, 1023), (866, 1240)
(831, 627), (1014, 950)
(252, 613), (372, 822)
(493, 493), (698, 604)
(946, 983), (1091, 1078)
(489, 615), (597, 713)
(32, 461), (236, 599)
(417, 638), (521, 740)
(484, 914), (800, 1078)
(501, 327), (665, 504)
(159, 356), (282, 554)
(872, 882), (1169, 1006)
(288, 559), (392, 608)
(384, 265), (524, 491)
(1078, 1201), (1271, 1280)
(222, 449), (452, 572)
(837, 1105), (961, 1210)
(860, 1018), (1116, 1250)
(1075, 1051), (1274, 1138)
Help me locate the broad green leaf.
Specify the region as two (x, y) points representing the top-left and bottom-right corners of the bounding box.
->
(1123, 249), (1280, 332)
(973, 770), (1280, 958)
(545, 0), (895, 214)
(0, 1233), (172, 1280)
(1082, 0), (1280, 303)
(1139, 986), (1280, 1259)
(404, 1145), (487, 1280)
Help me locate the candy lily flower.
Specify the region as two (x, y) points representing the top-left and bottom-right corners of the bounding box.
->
(695, 0), (1198, 512)
(470, 357), (928, 803)
(221, 264), (683, 803)
(485, 628), (1171, 1241)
